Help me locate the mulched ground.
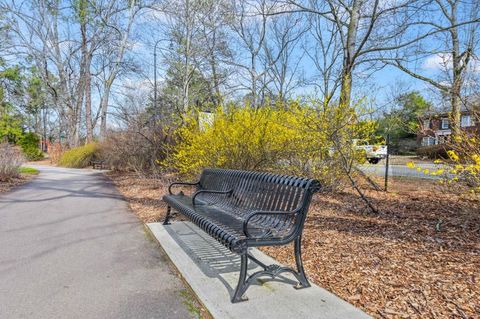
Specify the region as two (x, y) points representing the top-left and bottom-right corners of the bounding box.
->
(107, 171), (480, 319)
(0, 174), (36, 193)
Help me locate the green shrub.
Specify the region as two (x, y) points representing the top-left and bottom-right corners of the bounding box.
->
(19, 132), (44, 161)
(58, 143), (101, 168)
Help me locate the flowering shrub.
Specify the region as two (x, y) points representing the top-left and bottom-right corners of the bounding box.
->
(407, 130), (480, 204)
(162, 101), (374, 189)
(443, 141), (480, 195)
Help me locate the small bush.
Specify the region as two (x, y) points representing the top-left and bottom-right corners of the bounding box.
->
(58, 143), (101, 168)
(19, 133), (44, 161)
(0, 143), (25, 181)
(101, 128), (171, 174)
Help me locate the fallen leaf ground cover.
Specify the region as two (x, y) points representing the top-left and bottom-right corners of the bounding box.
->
(0, 173), (36, 193)
(107, 171), (480, 318)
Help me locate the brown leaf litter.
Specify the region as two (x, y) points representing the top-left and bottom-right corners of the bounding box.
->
(107, 171), (480, 319)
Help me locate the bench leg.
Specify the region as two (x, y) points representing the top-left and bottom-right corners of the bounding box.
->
(293, 235), (311, 289)
(163, 206), (172, 225)
(231, 254), (249, 303)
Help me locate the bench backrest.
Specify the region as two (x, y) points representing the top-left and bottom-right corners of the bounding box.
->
(197, 168), (320, 219)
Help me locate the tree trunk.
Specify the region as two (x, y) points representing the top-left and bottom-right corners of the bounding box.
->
(85, 54), (93, 143)
(209, 28), (221, 106)
(339, 70), (352, 107)
(449, 1), (461, 138)
(79, 1), (94, 143)
(183, 0), (191, 112)
(339, 0), (360, 108)
(251, 53), (257, 108)
(99, 83), (111, 139)
(98, 0), (137, 139)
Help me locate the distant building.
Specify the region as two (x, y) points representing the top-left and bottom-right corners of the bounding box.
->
(417, 101), (479, 146)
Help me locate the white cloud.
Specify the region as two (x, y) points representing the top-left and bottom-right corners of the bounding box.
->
(423, 53), (451, 70)
(423, 53), (480, 72)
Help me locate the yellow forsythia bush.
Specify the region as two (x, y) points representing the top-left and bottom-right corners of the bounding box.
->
(162, 101), (374, 189)
(58, 143), (101, 168)
(407, 128), (480, 204)
(443, 133), (480, 200)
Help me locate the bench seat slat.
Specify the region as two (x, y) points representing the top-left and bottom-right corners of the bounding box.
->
(164, 193), (275, 252)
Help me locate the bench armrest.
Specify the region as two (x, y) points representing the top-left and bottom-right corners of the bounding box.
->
(168, 181), (199, 195)
(192, 189), (233, 205)
(243, 208), (301, 238)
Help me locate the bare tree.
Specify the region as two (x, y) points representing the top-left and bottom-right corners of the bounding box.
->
(157, 0), (206, 112)
(197, 0), (233, 106)
(2, 0), (144, 144)
(226, 0), (303, 107)
(3, 0), (84, 146)
(281, 0), (430, 107)
(95, 0), (143, 139)
(264, 11), (307, 104)
(383, 0), (480, 136)
(303, 13), (343, 106)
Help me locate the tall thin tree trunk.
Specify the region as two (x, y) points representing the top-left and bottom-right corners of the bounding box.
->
(85, 55), (93, 143)
(98, 0), (136, 139)
(209, 28), (221, 106)
(450, 1), (461, 138)
(183, 0), (191, 112)
(251, 53), (257, 108)
(339, 0), (360, 108)
(99, 83), (111, 138)
(79, 0), (94, 143)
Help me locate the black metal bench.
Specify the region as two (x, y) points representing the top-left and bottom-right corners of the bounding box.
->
(163, 168), (320, 302)
(90, 160), (105, 169)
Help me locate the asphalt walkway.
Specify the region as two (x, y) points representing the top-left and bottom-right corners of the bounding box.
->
(0, 165), (195, 319)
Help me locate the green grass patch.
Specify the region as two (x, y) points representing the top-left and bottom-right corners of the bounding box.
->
(18, 167), (40, 174)
(179, 289), (202, 319)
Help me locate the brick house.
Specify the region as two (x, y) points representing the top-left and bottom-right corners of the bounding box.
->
(417, 106), (479, 146)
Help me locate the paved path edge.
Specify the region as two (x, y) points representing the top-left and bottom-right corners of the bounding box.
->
(147, 221), (372, 319)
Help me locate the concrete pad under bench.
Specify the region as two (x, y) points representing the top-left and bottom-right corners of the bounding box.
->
(147, 221), (371, 319)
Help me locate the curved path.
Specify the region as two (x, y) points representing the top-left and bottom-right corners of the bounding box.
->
(0, 166), (195, 319)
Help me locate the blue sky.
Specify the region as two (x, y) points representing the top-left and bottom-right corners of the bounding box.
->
(127, 5), (479, 116)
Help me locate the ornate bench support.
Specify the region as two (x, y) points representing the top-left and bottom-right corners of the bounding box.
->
(232, 254), (249, 303)
(294, 235), (310, 289)
(163, 206), (172, 225)
(231, 237), (310, 303)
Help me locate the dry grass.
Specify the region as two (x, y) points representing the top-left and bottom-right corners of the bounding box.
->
(108, 171), (480, 318)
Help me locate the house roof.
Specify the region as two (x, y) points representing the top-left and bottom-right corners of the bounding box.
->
(420, 94), (480, 118)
